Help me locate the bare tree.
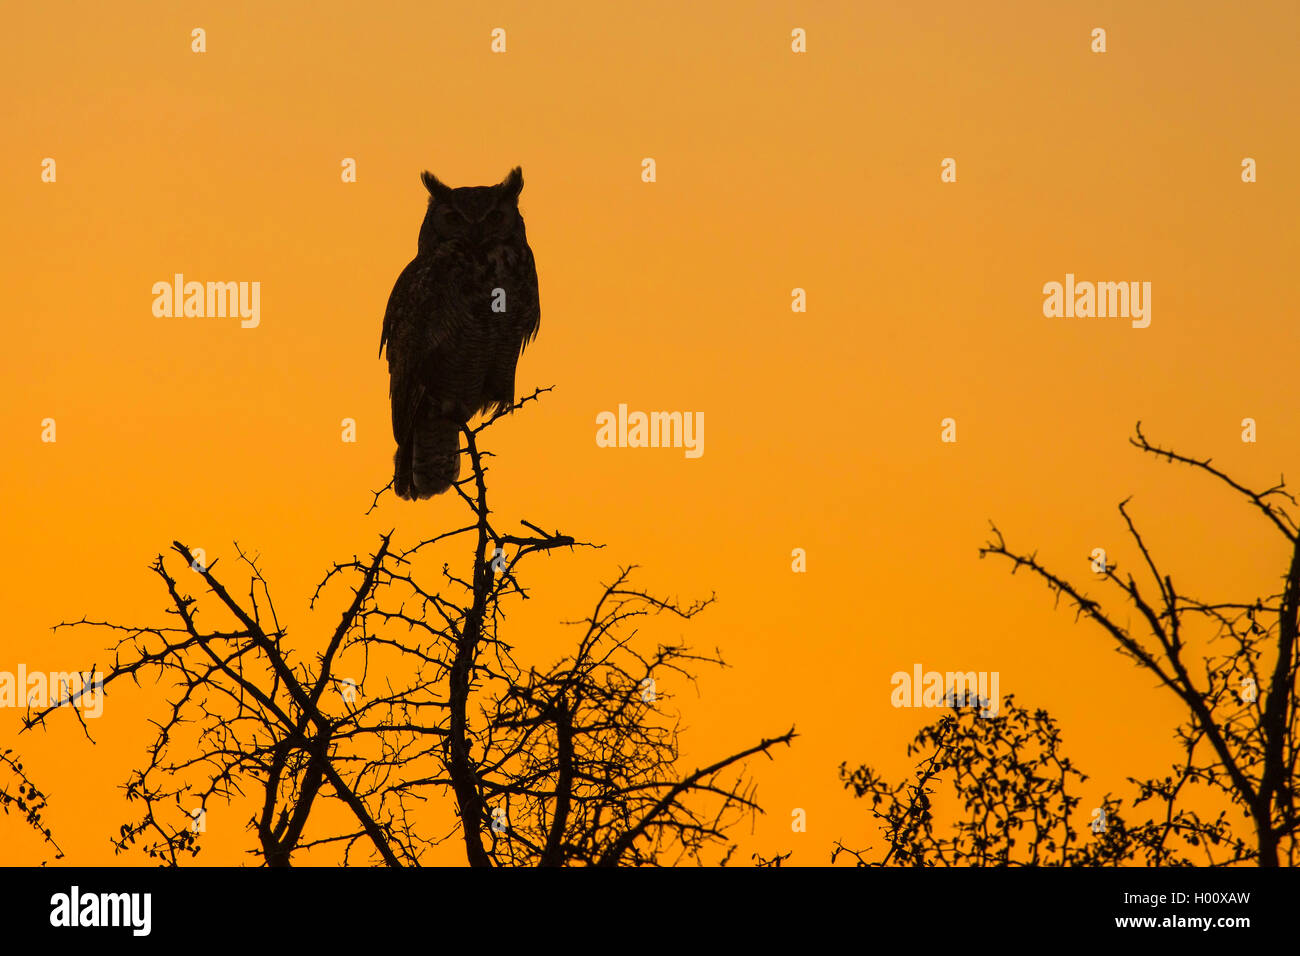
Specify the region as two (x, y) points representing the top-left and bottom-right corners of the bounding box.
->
(32, 534), (407, 866)
(840, 423), (1296, 867)
(979, 424), (1297, 865)
(835, 693), (1243, 866)
(27, 391), (793, 866)
(478, 570), (795, 866)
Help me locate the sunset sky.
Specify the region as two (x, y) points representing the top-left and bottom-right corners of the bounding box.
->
(2, 0), (1298, 865)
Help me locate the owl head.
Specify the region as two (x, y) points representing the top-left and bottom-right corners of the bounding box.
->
(417, 167), (525, 251)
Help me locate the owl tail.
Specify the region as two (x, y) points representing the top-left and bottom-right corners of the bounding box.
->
(394, 412), (461, 499)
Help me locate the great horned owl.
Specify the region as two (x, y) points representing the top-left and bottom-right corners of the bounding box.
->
(379, 167), (540, 499)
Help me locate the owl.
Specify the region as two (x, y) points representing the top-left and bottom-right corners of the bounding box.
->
(379, 167), (540, 499)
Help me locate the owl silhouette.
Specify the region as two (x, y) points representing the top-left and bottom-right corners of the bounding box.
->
(379, 167), (540, 499)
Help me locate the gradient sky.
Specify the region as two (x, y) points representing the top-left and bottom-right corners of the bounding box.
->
(2, 0), (1298, 865)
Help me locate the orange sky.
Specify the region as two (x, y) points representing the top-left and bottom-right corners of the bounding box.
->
(2, 0), (1298, 865)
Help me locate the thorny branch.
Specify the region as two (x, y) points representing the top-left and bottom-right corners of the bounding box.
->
(970, 422), (1298, 866)
(29, 388), (794, 866)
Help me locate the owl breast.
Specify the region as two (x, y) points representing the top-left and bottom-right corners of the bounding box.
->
(425, 234), (537, 419)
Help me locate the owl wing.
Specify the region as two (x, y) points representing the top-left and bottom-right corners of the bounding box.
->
(483, 244), (541, 414)
(380, 255), (468, 445)
(513, 243), (541, 352)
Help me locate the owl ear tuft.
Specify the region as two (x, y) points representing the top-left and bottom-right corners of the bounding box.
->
(499, 166), (523, 201)
(422, 171), (451, 201)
